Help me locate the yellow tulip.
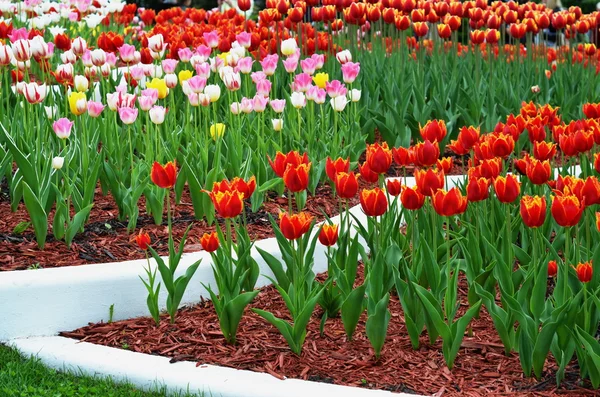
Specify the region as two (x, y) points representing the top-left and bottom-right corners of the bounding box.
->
(145, 78), (168, 99)
(178, 70), (193, 84)
(313, 72), (329, 89)
(68, 91), (87, 116)
(210, 123), (226, 140)
(217, 52), (229, 66)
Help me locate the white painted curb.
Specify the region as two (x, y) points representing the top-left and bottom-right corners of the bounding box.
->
(10, 336), (420, 397)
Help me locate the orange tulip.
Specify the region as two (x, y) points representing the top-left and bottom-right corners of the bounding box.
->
(493, 175), (521, 203)
(478, 157), (503, 179)
(436, 157), (453, 174)
(151, 161), (177, 189)
(466, 175), (490, 202)
(335, 172), (360, 199)
(200, 232), (219, 252)
(268, 151), (309, 177)
(413, 140), (440, 167)
(551, 194), (584, 227)
(325, 157), (350, 182)
(318, 224), (339, 246)
(575, 262), (593, 283)
(413, 21), (429, 36)
(213, 177), (257, 200)
(583, 103), (600, 119)
(359, 188), (388, 217)
(283, 163), (311, 192)
(366, 142), (393, 174)
(279, 212), (313, 240)
(533, 141), (556, 161)
(208, 190), (245, 218)
(358, 161), (380, 183)
(520, 195), (546, 228)
(135, 230), (151, 250)
(386, 179), (402, 196)
(392, 146), (414, 167)
(548, 260), (558, 277)
(400, 185), (425, 210)
(491, 133), (515, 158)
(437, 23), (452, 39)
(419, 119), (447, 143)
(581, 176), (600, 206)
(415, 168), (445, 196)
(432, 188), (468, 217)
(525, 159), (551, 185)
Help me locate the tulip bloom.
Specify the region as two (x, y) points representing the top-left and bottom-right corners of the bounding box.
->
(551, 194), (584, 227)
(466, 176), (490, 202)
(400, 186), (425, 210)
(135, 231), (151, 250)
(283, 163), (311, 193)
(212, 177), (256, 200)
(210, 123), (226, 140)
(268, 151), (309, 178)
(325, 157), (350, 182)
(386, 179), (402, 196)
(547, 260), (558, 277)
(420, 119), (447, 143)
(525, 159), (551, 185)
(520, 196), (546, 228)
(358, 162), (379, 184)
(318, 224), (339, 246)
(279, 212), (313, 240)
(200, 232), (219, 253)
(53, 118), (73, 140)
(335, 172), (359, 199)
(209, 189), (244, 219)
(432, 188), (468, 217)
(366, 142), (392, 174)
(68, 91), (87, 116)
(151, 161), (177, 189)
(119, 107), (138, 124)
(392, 146), (414, 167)
(595, 153), (600, 174)
(575, 262), (593, 283)
(415, 168), (445, 196)
(360, 188), (388, 217)
(413, 140), (440, 167)
(533, 141), (557, 161)
(493, 175), (521, 203)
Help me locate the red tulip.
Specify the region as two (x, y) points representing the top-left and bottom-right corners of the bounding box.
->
(200, 232), (219, 252)
(358, 161), (379, 183)
(432, 188), (468, 217)
(208, 190), (245, 219)
(392, 146), (414, 167)
(548, 260), (558, 277)
(415, 168), (445, 196)
(335, 172), (360, 199)
(400, 185), (425, 210)
(135, 231), (151, 250)
(325, 157), (350, 182)
(318, 224), (339, 246)
(279, 212), (313, 240)
(551, 194), (584, 227)
(268, 151), (309, 177)
(525, 159), (551, 185)
(520, 195), (546, 228)
(533, 141), (556, 161)
(419, 119), (447, 143)
(151, 161), (177, 189)
(413, 140), (440, 167)
(493, 175), (521, 203)
(366, 142), (393, 174)
(386, 179), (402, 196)
(575, 262), (593, 283)
(283, 163), (311, 192)
(359, 188), (388, 217)
(466, 175), (490, 202)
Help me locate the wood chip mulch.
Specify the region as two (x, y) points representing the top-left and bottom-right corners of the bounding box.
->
(0, 181), (360, 271)
(61, 269), (597, 397)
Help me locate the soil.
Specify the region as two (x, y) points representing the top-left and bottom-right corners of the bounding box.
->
(62, 269), (596, 397)
(0, 182), (363, 271)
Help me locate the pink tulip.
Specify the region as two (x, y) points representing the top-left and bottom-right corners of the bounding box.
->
(300, 58), (317, 75)
(105, 52), (117, 67)
(236, 32), (252, 48)
(237, 57), (253, 74)
(293, 73), (313, 93)
(203, 31), (219, 48)
(251, 71), (267, 84)
(314, 88), (326, 105)
(256, 78), (272, 97)
(188, 93), (200, 107)
(149, 105), (166, 124)
(187, 76), (207, 93)
(252, 95), (269, 113)
(87, 101), (105, 117)
(141, 88), (159, 103)
(129, 65), (145, 81)
(240, 97), (253, 114)
(195, 62), (211, 78)
(230, 102), (241, 115)
(118, 107), (138, 124)
(178, 48), (193, 62)
(119, 44), (136, 63)
(269, 99), (286, 113)
(326, 80), (347, 98)
(81, 50), (93, 68)
(53, 118), (74, 139)
(68, 11), (79, 21)
(282, 57), (298, 74)
(210, 57), (224, 73)
(7, 28), (28, 43)
(311, 53), (325, 69)
(341, 62), (360, 84)
(306, 85), (319, 102)
(260, 54), (278, 76)
(138, 95), (155, 111)
(195, 45), (211, 62)
(161, 59), (178, 74)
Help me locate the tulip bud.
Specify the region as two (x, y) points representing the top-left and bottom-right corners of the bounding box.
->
(272, 118), (283, 131)
(52, 156), (64, 170)
(74, 75), (89, 92)
(349, 89), (361, 102)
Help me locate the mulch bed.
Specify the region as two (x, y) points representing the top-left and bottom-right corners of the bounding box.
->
(62, 269), (596, 397)
(0, 182), (360, 271)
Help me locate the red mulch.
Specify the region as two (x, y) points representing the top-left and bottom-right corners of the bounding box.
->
(0, 182), (360, 271)
(62, 269), (595, 397)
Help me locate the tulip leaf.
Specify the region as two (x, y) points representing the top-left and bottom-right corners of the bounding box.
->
(22, 182), (47, 249)
(365, 293), (391, 358)
(256, 247), (290, 291)
(65, 204), (93, 247)
(341, 284), (366, 340)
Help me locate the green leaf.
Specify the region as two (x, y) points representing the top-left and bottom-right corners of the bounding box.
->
(252, 309), (298, 354)
(257, 247), (290, 291)
(65, 204), (93, 246)
(365, 293), (391, 358)
(341, 284), (366, 340)
(22, 182), (47, 249)
(12, 221), (30, 235)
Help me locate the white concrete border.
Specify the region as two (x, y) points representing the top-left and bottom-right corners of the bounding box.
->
(11, 336), (415, 397)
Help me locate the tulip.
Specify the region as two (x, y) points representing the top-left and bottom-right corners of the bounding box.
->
(526, 159), (551, 185)
(149, 106), (166, 124)
(491, 133), (515, 158)
(272, 119), (283, 132)
(118, 107), (138, 125)
(413, 140), (440, 167)
(478, 157), (503, 180)
(210, 123), (226, 140)
(290, 92), (307, 108)
(520, 196), (546, 228)
(283, 163), (311, 193)
(392, 146), (414, 167)
(420, 119), (447, 143)
(547, 260), (558, 277)
(326, 157), (350, 181)
(52, 156), (64, 170)
(200, 232), (219, 252)
(330, 96), (348, 112)
(325, 80), (347, 98)
(53, 118), (73, 140)
(135, 231), (151, 250)
(318, 224), (339, 246)
(23, 82), (48, 104)
(68, 91), (87, 116)
(415, 168), (445, 196)
(366, 142), (393, 174)
(313, 72), (329, 89)
(432, 188), (468, 217)
(581, 177), (600, 207)
(118, 44), (136, 63)
(87, 101), (105, 118)
(335, 172), (360, 199)
(595, 153), (600, 174)
(493, 175), (521, 203)
(279, 212), (314, 240)
(400, 185), (425, 210)
(260, 54), (278, 75)
(575, 262), (593, 283)
(533, 141), (556, 161)
(268, 151), (309, 178)
(281, 38), (298, 56)
(230, 177), (257, 200)
(74, 75), (89, 92)
(466, 176), (490, 202)
(336, 49), (352, 64)
(209, 190), (245, 218)
(341, 62), (360, 84)
(204, 84), (221, 102)
(386, 179), (402, 196)
(349, 89), (361, 102)
(151, 161), (177, 189)
(146, 78), (169, 99)
(551, 194), (584, 227)
(270, 99), (286, 113)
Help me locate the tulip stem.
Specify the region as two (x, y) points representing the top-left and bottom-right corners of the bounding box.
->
(563, 226), (570, 305)
(505, 203), (513, 294)
(584, 284), (590, 334)
(288, 189), (293, 214)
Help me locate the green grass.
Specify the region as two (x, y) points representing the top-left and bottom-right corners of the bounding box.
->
(0, 344), (201, 397)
